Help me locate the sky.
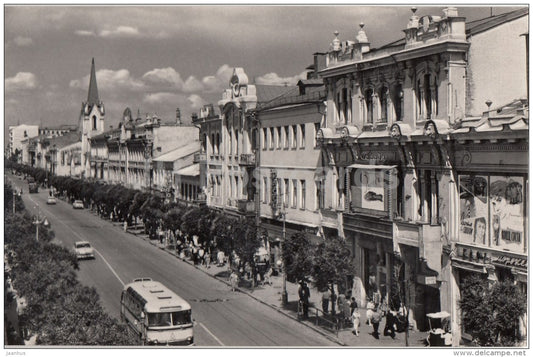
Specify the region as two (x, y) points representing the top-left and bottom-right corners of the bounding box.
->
(4, 3), (525, 139)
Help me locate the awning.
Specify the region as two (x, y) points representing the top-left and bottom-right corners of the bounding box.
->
(347, 163), (397, 170)
(174, 163), (200, 177)
(451, 258), (487, 274)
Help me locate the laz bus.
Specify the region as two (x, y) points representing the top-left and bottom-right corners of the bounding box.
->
(120, 278), (194, 346)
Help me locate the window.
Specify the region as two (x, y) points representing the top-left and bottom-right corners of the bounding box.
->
(284, 179), (289, 207)
(379, 87), (388, 123)
(365, 89), (374, 124)
(314, 122), (320, 148)
(269, 127), (275, 149)
(300, 124), (305, 148)
(393, 84), (403, 121)
(216, 133), (220, 154)
(284, 127), (289, 149)
(292, 179), (298, 208)
(235, 130), (239, 155)
(262, 128), (267, 150)
(263, 176), (268, 203)
(315, 180), (324, 210)
(300, 180), (306, 209)
(416, 73), (438, 120)
(292, 125), (297, 149)
(92, 115), (98, 130)
(276, 127), (282, 149)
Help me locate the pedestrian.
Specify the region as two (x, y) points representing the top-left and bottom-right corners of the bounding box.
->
(198, 246), (205, 266)
(383, 309), (397, 339)
(192, 245), (198, 265)
(205, 249), (211, 268)
(298, 280), (311, 319)
(366, 300), (375, 325)
(217, 250), (225, 267)
(351, 307), (361, 336)
(321, 289), (331, 314)
(229, 270), (239, 292)
(350, 297), (358, 314)
(371, 306), (382, 339)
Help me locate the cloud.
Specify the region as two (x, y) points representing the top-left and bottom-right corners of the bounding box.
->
(201, 64), (233, 92)
(183, 76), (203, 93)
(70, 69), (145, 92)
(143, 92), (182, 105)
(187, 94), (206, 109)
(75, 30), (96, 37)
(99, 26), (141, 38)
(13, 36), (33, 46)
(142, 67), (183, 89)
(6, 72), (38, 92)
(255, 71), (307, 85)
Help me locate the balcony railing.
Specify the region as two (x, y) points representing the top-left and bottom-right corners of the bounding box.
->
(193, 152), (207, 163)
(237, 199), (255, 214)
(239, 153), (256, 167)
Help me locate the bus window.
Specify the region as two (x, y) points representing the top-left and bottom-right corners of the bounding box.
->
(172, 310), (192, 326)
(148, 312), (171, 327)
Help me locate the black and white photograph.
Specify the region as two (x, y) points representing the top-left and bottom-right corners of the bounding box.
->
(3, 2), (529, 352)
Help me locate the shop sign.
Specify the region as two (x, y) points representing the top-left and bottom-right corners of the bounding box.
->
(491, 254), (527, 269)
(360, 151), (395, 163)
(354, 169), (385, 211)
(459, 175), (524, 253)
(417, 275), (437, 285)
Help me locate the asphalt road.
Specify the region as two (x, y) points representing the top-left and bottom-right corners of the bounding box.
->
(9, 174), (336, 347)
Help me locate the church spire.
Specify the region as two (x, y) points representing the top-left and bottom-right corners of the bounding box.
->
(87, 58), (99, 105)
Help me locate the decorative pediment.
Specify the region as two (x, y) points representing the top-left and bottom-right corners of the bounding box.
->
(340, 125), (360, 139)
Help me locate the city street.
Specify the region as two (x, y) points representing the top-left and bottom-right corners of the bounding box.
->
(9, 173), (337, 347)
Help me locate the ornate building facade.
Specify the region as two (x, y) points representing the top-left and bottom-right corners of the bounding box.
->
(316, 7), (528, 342)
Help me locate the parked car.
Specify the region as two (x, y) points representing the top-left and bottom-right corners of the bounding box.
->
(46, 197), (57, 205)
(72, 200), (84, 209)
(74, 241), (95, 260)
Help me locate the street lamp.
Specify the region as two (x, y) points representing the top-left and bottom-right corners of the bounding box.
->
(32, 205), (48, 242)
(278, 209), (288, 306)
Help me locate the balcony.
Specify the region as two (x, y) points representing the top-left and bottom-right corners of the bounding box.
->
(238, 153), (256, 167)
(193, 152), (207, 163)
(237, 199), (255, 215)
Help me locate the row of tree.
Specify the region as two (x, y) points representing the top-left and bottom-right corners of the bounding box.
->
(4, 182), (137, 345)
(8, 160), (356, 301)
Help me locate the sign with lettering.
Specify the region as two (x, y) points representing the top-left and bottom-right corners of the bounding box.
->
(360, 151), (396, 163)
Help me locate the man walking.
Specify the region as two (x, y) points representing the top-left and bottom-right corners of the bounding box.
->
(321, 289), (331, 314)
(371, 306), (382, 339)
(298, 280), (310, 319)
(383, 309), (397, 339)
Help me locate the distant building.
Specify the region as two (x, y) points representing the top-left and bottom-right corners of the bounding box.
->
(107, 108), (199, 190)
(8, 124), (39, 160)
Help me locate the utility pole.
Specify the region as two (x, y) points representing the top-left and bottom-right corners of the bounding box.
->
(281, 210), (288, 306)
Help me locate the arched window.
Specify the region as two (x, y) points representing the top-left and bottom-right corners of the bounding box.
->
(393, 83), (404, 121)
(211, 134), (215, 154)
(92, 115), (98, 130)
(379, 87), (388, 123)
(416, 72), (438, 120)
(216, 133), (221, 154)
(365, 89), (374, 124)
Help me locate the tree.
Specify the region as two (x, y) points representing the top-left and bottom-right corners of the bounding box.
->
(232, 218), (262, 285)
(461, 275), (527, 346)
(282, 232), (314, 283)
(312, 235), (355, 315)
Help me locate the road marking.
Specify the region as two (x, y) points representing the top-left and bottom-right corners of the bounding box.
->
(197, 322), (224, 346)
(26, 195), (125, 286)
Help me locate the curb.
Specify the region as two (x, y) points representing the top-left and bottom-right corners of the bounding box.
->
(129, 230), (345, 346)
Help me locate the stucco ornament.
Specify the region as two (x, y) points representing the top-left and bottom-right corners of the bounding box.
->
(390, 124), (402, 140)
(424, 122), (437, 139)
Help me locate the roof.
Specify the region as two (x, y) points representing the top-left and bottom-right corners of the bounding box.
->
(87, 58), (99, 105)
(466, 7), (528, 36)
(174, 163), (200, 177)
(152, 141), (200, 162)
(255, 84), (299, 104)
(374, 7), (528, 53)
(124, 279), (191, 313)
(257, 84), (326, 111)
(46, 131), (80, 149)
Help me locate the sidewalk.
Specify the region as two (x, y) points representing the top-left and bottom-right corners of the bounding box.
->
(127, 226), (429, 347)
